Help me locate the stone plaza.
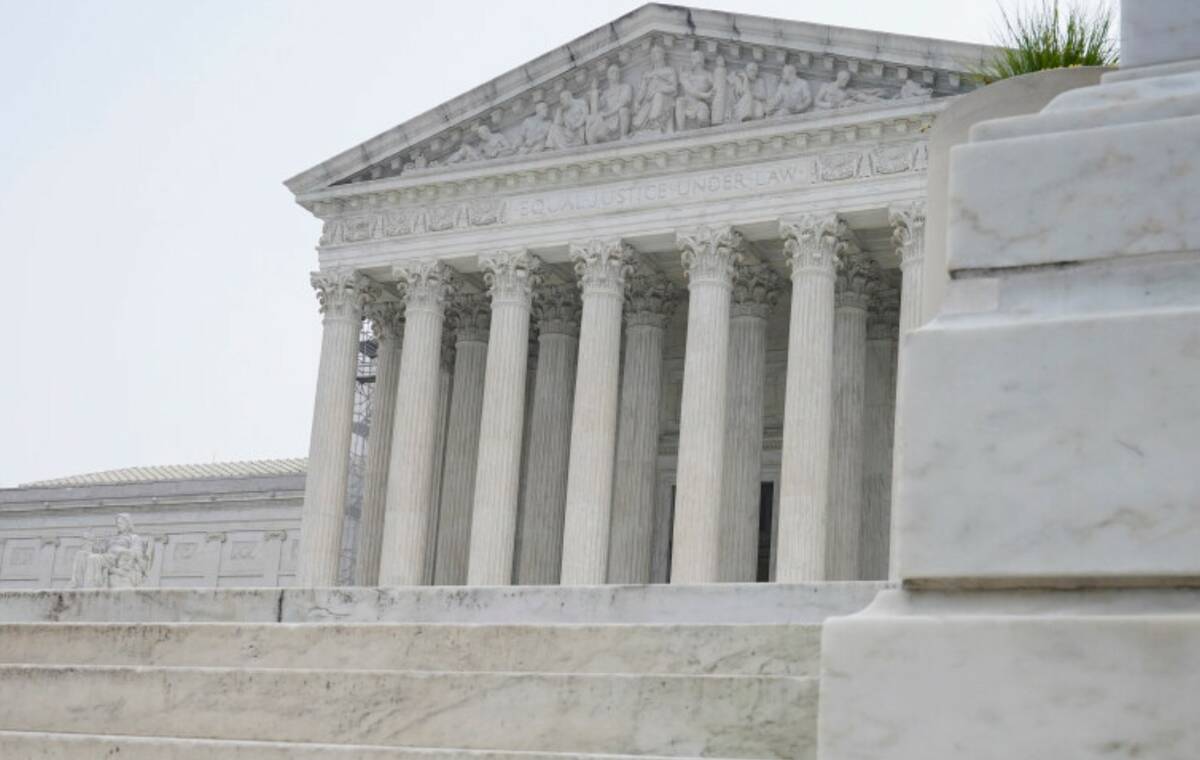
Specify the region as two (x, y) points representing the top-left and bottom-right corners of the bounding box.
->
(0, 1), (1197, 757)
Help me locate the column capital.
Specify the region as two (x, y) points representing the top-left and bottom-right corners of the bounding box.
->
(310, 269), (373, 319)
(533, 284), (582, 337)
(889, 200), (927, 271)
(363, 299), (405, 343)
(394, 260), (457, 315)
(835, 250), (880, 310)
(780, 214), (842, 278)
(571, 239), (636, 297)
(447, 293), (491, 343)
(625, 269), (683, 328)
(677, 225), (745, 288)
(480, 249), (542, 305)
(867, 270), (902, 340)
(731, 262), (785, 319)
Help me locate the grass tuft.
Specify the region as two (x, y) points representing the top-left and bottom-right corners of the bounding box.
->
(975, 0), (1118, 84)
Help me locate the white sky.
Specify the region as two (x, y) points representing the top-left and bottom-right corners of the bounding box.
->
(0, 0), (995, 487)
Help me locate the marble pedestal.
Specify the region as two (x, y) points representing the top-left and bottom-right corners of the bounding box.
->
(817, 7), (1200, 756)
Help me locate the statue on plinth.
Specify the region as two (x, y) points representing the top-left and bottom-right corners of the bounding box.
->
(70, 513), (153, 589)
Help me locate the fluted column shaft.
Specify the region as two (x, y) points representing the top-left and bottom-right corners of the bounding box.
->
(433, 295), (490, 585)
(607, 272), (679, 584)
(378, 261), (455, 586)
(467, 250), (540, 585)
(776, 216), (840, 582)
(560, 240), (633, 585)
(861, 276), (900, 580)
(298, 270), (370, 587)
(516, 286), (581, 584)
(891, 202), (927, 336)
(826, 251), (876, 580)
(671, 226), (744, 584)
(719, 264), (783, 582)
(424, 356), (453, 584)
(355, 301), (404, 585)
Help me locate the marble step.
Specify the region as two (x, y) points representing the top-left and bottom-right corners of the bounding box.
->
(0, 731), (739, 760)
(0, 622), (820, 676)
(0, 664), (817, 759)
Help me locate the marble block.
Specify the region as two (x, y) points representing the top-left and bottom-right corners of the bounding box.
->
(1121, 0), (1200, 69)
(819, 589), (1200, 759)
(895, 294), (1200, 582)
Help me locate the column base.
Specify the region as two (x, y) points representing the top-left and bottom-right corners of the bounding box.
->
(818, 588), (1200, 759)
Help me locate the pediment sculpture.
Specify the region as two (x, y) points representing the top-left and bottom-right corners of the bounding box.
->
(341, 39), (939, 185)
(69, 513), (154, 588)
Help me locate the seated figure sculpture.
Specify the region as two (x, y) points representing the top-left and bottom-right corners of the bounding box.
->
(546, 89), (589, 150)
(730, 61), (768, 122)
(675, 49), (714, 130)
(516, 101), (552, 153)
(766, 64), (812, 116)
(70, 513), (153, 588)
(586, 65), (633, 144)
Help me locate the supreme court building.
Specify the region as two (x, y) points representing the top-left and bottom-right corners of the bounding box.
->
(284, 4), (990, 590)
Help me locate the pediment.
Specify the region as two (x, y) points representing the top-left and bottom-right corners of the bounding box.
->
(285, 4), (991, 198)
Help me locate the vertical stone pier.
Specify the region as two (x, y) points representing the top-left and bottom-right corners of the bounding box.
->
(607, 271), (679, 584)
(379, 261), (455, 587)
(719, 263), (782, 582)
(467, 250), (540, 586)
(775, 215), (839, 582)
(516, 285), (580, 585)
(297, 270), (371, 586)
(355, 300), (404, 585)
(670, 226), (743, 584)
(560, 240), (632, 585)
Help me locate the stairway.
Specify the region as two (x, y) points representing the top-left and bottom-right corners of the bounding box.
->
(0, 584), (882, 758)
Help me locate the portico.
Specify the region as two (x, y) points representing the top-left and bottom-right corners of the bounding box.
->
(286, 5), (986, 587)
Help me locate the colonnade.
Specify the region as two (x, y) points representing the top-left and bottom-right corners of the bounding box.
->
(297, 206), (924, 587)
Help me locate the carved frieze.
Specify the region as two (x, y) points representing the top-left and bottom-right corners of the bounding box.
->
(334, 34), (951, 185)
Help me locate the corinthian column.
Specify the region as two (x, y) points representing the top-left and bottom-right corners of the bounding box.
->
(826, 248), (877, 580)
(467, 250), (541, 585)
(776, 215), (839, 582)
(433, 294), (490, 585)
(560, 240), (634, 585)
(516, 285), (581, 584)
(298, 269), (371, 587)
(671, 225), (744, 584)
(720, 263), (784, 582)
(861, 273), (900, 580)
(378, 260), (456, 587)
(424, 337), (454, 584)
(607, 271), (680, 584)
(890, 201), (926, 335)
(355, 299), (404, 585)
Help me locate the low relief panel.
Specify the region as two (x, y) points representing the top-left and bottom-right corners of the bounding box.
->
(320, 198), (507, 245)
(340, 37), (941, 185)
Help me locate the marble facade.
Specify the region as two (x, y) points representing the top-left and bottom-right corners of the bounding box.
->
(286, 5), (991, 587)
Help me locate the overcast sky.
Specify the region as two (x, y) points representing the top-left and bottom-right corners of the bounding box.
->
(0, 0), (995, 487)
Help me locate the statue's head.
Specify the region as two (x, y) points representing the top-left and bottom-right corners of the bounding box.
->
(746, 62), (760, 79)
(781, 64), (797, 82)
(650, 44), (666, 66)
(475, 125), (492, 139)
(559, 90), (573, 106)
(115, 513), (133, 534)
(836, 70), (851, 86)
(715, 55), (726, 70)
(534, 101), (548, 118)
(606, 64), (621, 84)
(690, 50), (704, 68)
